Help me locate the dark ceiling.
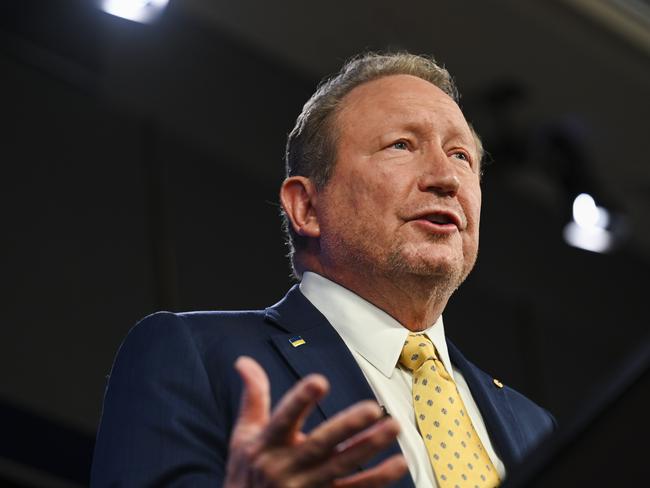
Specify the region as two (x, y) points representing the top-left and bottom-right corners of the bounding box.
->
(130, 0), (650, 259)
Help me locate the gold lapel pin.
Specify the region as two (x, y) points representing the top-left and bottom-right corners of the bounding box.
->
(493, 378), (504, 389)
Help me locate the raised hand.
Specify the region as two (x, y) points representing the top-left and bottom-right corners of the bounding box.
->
(224, 356), (409, 488)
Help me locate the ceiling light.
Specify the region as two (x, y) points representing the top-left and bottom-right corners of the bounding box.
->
(563, 193), (614, 253)
(101, 0), (169, 23)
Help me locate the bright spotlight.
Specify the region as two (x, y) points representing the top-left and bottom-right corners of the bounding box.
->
(101, 0), (169, 23)
(563, 193), (614, 253)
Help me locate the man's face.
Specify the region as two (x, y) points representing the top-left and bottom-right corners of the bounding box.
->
(315, 74), (482, 288)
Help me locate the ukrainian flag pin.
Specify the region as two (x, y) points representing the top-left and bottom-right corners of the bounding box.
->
(289, 336), (306, 347)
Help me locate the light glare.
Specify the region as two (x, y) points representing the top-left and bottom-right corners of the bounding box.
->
(563, 222), (613, 253)
(101, 0), (168, 23)
(572, 193), (610, 229)
(572, 193), (599, 228)
(565, 193), (615, 253)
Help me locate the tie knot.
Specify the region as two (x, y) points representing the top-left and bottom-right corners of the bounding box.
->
(399, 333), (438, 371)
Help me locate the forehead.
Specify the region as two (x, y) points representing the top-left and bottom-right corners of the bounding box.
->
(335, 74), (474, 144)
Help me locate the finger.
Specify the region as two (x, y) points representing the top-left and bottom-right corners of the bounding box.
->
(262, 373), (329, 446)
(334, 414), (399, 453)
(306, 417), (402, 484)
(295, 401), (384, 466)
(333, 454), (409, 488)
(231, 356), (271, 444)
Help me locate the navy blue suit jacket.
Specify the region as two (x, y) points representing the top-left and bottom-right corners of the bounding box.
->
(91, 285), (556, 486)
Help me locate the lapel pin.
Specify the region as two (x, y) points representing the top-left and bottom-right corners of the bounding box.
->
(289, 336), (306, 347)
(493, 378), (504, 389)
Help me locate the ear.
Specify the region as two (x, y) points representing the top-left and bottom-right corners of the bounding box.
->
(280, 176), (320, 238)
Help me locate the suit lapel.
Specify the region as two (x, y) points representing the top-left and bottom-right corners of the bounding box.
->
(447, 340), (525, 469)
(265, 285), (413, 487)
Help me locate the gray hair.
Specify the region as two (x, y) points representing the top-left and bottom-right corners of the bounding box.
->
(282, 51), (482, 279)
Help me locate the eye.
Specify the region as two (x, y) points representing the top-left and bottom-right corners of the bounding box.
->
(451, 151), (471, 164)
(391, 140), (409, 150)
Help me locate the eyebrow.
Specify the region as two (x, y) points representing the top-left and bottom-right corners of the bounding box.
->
(402, 122), (477, 154)
(394, 114), (472, 139)
(374, 113), (482, 163)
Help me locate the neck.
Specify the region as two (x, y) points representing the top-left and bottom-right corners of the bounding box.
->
(315, 267), (456, 331)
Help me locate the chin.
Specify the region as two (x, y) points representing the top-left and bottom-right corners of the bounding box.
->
(383, 238), (477, 285)
(388, 250), (464, 282)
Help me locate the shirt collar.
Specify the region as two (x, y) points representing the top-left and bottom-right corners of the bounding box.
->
(299, 272), (455, 380)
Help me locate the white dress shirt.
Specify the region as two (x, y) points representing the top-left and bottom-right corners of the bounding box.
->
(299, 271), (506, 487)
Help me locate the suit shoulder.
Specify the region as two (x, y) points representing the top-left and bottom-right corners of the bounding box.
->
(126, 308), (278, 355)
(131, 309), (268, 336)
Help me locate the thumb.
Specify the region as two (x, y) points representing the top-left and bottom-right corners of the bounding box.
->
(231, 356), (271, 446)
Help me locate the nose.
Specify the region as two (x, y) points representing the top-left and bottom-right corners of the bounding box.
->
(417, 150), (460, 197)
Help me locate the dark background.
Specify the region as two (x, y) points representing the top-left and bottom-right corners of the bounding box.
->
(1, 0), (648, 486)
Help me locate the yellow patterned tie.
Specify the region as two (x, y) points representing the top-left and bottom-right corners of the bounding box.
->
(399, 333), (500, 488)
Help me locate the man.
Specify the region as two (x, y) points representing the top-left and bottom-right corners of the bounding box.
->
(91, 52), (555, 487)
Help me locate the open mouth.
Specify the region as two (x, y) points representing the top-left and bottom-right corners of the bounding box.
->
(423, 213), (456, 226)
(409, 210), (462, 234)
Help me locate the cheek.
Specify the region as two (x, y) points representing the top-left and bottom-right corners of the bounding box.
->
(320, 176), (382, 231)
(347, 169), (394, 214)
(465, 183), (482, 223)
(471, 197), (481, 229)
(461, 186), (482, 245)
